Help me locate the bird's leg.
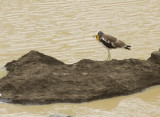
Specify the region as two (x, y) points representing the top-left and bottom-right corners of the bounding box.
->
(107, 49), (111, 61)
(107, 49), (110, 61)
(109, 50), (111, 60)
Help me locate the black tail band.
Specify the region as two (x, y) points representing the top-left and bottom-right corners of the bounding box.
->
(124, 45), (131, 50)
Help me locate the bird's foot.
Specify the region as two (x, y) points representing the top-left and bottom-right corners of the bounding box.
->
(107, 57), (111, 61)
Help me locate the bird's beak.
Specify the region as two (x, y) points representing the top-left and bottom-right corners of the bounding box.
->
(93, 34), (97, 38)
(93, 34), (99, 41)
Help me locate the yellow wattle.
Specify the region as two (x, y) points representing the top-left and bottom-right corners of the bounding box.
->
(96, 35), (99, 41)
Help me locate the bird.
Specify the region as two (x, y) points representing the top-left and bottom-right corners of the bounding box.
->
(93, 31), (131, 60)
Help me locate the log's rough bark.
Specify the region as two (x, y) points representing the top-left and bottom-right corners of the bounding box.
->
(0, 49), (159, 104)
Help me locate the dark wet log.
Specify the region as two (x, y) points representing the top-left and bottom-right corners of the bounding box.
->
(0, 49), (159, 104)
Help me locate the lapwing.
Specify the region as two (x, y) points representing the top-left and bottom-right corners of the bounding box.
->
(93, 31), (131, 60)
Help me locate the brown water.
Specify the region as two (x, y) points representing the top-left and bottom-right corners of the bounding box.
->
(0, 0), (160, 116)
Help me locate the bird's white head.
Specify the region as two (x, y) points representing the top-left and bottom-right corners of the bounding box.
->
(93, 31), (104, 41)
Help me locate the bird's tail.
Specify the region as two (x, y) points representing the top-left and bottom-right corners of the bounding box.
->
(124, 45), (131, 50)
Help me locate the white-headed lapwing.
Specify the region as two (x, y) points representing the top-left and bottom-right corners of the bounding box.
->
(93, 31), (131, 60)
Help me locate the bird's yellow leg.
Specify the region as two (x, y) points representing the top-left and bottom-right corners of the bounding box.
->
(107, 49), (110, 61)
(107, 49), (111, 61)
(109, 50), (111, 60)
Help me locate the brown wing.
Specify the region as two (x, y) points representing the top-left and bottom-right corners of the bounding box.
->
(114, 40), (126, 48)
(103, 34), (117, 42)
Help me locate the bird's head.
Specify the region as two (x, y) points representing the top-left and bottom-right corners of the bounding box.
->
(93, 31), (104, 41)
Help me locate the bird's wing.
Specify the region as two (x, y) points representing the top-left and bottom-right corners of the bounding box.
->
(104, 34), (117, 42)
(100, 37), (116, 48)
(114, 40), (126, 48)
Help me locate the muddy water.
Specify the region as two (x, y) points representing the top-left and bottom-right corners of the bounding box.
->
(0, 0), (160, 116)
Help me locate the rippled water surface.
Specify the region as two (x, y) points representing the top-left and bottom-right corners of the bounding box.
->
(0, 0), (160, 116)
